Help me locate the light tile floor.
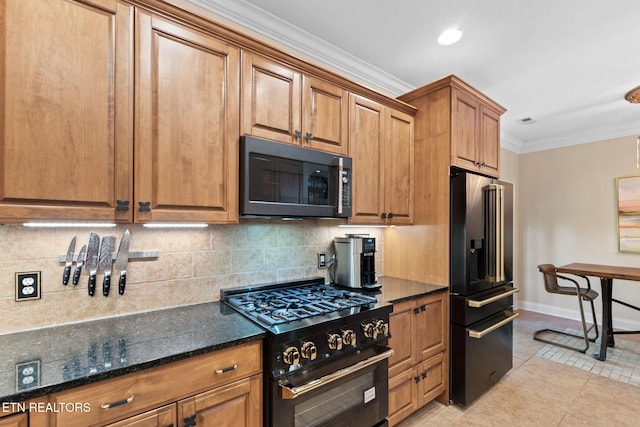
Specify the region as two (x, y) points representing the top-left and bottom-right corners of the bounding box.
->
(396, 310), (640, 427)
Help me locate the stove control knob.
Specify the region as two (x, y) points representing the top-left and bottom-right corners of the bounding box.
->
(300, 342), (317, 360)
(362, 322), (378, 340)
(342, 329), (356, 347)
(327, 333), (343, 351)
(375, 320), (389, 337)
(283, 346), (300, 365)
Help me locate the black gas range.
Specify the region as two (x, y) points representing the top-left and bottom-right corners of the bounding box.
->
(222, 278), (393, 427)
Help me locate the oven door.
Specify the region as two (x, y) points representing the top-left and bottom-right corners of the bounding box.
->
(271, 346), (393, 427)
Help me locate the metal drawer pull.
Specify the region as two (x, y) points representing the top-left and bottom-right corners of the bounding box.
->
(467, 288), (520, 308)
(280, 348), (394, 399)
(101, 395), (134, 409)
(215, 364), (238, 374)
(468, 312), (519, 339)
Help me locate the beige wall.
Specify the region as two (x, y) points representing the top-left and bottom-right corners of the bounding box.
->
(0, 221), (385, 335)
(518, 135), (640, 330)
(500, 148), (520, 308)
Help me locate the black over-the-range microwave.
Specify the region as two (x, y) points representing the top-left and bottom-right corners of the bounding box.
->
(239, 136), (352, 218)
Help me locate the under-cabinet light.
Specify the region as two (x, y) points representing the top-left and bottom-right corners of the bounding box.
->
(338, 224), (392, 228)
(142, 223), (209, 228)
(23, 222), (117, 228)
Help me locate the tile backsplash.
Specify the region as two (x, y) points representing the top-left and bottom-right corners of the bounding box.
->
(0, 221), (384, 335)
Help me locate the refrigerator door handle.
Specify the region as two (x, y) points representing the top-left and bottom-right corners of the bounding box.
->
(468, 312), (519, 339)
(467, 288), (520, 308)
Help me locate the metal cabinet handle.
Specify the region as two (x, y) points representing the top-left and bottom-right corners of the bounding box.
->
(294, 130), (302, 139)
(414, 376), (420, 383)
(101, 395), (134, 409)
(421, 371), (427, 379)
(468, 312), (519, 339)
(467, 288), (519, 308)
(305, 132), (313, 141)
(215, 364), (238, 374)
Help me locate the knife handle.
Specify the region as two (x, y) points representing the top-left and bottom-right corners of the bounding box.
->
(118, 272), (127, 295)
(62, 265), (71, 286)
(103, 274), (111, 297)
(72, 265), (83, 286)
(88, 274), (96, 296)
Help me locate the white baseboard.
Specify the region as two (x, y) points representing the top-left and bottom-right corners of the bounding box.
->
(518, 300), (640, 332)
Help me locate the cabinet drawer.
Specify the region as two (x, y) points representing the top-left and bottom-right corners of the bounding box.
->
(46, 341), (261, 427)
(104, 403), (176, 427)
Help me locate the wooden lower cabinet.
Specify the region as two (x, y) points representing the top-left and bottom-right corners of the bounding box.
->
(29, 341), (262, 427)
(177, 375), (261, 427)
(387, 292), (448, 426)
(0, 413), (27, 427)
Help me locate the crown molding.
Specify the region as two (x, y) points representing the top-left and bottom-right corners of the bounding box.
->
(519, 120), (640, 153)
(190, 0), (415, 96)
(500, 131), (526, 154)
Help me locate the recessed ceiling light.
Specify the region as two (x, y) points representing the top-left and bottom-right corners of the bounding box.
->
(437, 29), (462, 45)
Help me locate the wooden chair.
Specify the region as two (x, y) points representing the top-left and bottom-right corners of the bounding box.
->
(533, 263), (599, 353)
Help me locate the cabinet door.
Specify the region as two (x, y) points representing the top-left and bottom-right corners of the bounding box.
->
(104, 404), (176, 427)
(387, 368), (417, 427)
(416, 353), (446, 407)
(0, 0), (133, 222)
(478, 106), (501, 177)
(416, 293), (447, 362)
(302, 76), (348, 154)
(451, 88), (480, 172)
(0, 413), (27, 427)
(178, 375), (262, 427)
(241, 52), (301, 145)
(384, 109), (414, 224)
(136, 12), (239, 223)
(388, 299), (417, 378)
(348, 94), (385, 224)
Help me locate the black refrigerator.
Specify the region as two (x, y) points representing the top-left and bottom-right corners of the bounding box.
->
(449, 168), (519, 405)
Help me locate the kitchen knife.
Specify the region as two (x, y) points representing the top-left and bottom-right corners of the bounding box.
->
(99, 235), (116, 297)
(114, 230), (131, 295)
(72, 244), (87, 286)
(86, 232), (100, 296)
(62, 236), (76, 285)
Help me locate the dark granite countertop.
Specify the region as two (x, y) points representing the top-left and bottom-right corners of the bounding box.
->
(0, 301), (265, 404)
(366, 276), (448, 304)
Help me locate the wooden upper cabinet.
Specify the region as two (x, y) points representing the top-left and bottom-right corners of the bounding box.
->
(399, 75), (505, 179)
(450, 83), (505, 177)
(135, 11), (240, 223)
(451, 87), (502, 177)
(0, 0), (134, 222)
(241, 52), (301, 145)
(384, 108), (414, 224)
(242, 52), (348, 154)
(302, 75), (349, 154)
(348, 94), (414, 225)
(348, 94), (384, 224)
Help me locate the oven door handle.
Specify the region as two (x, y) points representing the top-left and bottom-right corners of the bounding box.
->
(467, 312), (519, 339)
(280, 348), (394, 400)
(467, 288), (520, 308)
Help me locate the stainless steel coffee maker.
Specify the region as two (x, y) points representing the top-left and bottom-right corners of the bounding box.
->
(334, 235), (379, 289)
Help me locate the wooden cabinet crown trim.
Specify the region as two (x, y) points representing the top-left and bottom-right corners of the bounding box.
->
(399, 74), (505, 114)
(126, 0), (416, 115)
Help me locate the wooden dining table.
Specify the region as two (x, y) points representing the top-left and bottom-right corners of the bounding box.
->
(556, 263), (640, 361)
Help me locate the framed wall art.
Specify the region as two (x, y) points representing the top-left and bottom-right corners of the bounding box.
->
(616, 175), (640, 253)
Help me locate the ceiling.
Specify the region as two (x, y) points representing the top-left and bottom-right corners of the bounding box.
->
(191, 0), (640, 153)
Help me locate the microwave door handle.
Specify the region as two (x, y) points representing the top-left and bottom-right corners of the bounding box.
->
(337, 157), (344, 215)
